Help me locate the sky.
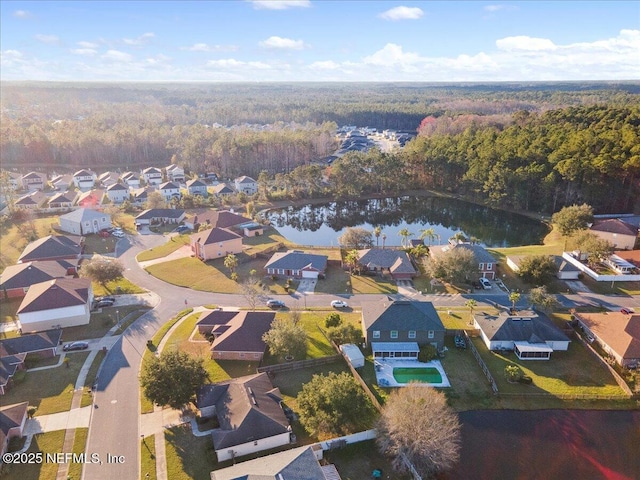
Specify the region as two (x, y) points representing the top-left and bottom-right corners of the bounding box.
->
(1, 0), (639, 82)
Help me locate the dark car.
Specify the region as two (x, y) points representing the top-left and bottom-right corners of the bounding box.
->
(95, 296), (115, 303)
(63, 341), (89, 351)
(266, 299), (286, 309)
(620, 308), (635, 315)
(95, 299), (115, 308)
(176, 225), (189, 233)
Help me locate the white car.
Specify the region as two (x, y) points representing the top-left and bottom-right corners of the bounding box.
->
(479, 278), (492, 289)
(112, 229), (125, 238)
(331, 300), (348, 309)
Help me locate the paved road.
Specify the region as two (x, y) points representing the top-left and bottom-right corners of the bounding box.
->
(83, 232), (640, 479)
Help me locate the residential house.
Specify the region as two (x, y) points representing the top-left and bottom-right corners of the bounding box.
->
(18, 235), (84, 263)
(210, 445), (340, 480)
(4, 172), (22, 190)
(0, 259), (79, 298)
(165, 164), (185, 183)
(51, 174), (73, 191)
(72, 169), (96, 191)
(590, 218), (638, 250)
(158, 181), (181, 202)
(574, 312), (640, 368)
(186, 179), (208, 197)
(506, 255), (580, 280)
(105, 183), (130, 204)
(190, 227), (243, 261)
(212, 183), (235, 197)
(0, 402), (28, 458)
(21, 172), (46, 191)
(196, 310), (275, 360)
(195, 373), (291, 462)
(121, 171), (140, 188)
(134, 208), (185, 227)
(185, 209), (252, 231)
(76, 189), (105, 209)
(47, 191), (77, 209)
(429, 243), (497, 279)
(362, 299), (445, 359)
(237, 221), (264, 237)
(234, 176), (258, 195)
(264, 250), (328, 279)
(14, 191), (48, 211)
(131, 186), (152, 206)
(0, 330), (62, 395)
(17, 277), (93, 332)
(59, 208), (111, 235)
(473, 310), (570, 360)
(356, 248), (416, 280)
(141, 167), (162, 186)
(98, 171), (120, 188)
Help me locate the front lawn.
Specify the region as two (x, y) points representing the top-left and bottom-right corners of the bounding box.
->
(82, 234), (118, 255)
(314, 264), (397, 295)
(141, 435), (157, 480)
(91, 277), (147, 297)
(0, 431), (65, 480)
(165, 425), (216, 480)
(62, 305), (150, 342)
(67, 428), (88, 480)
(1, 352), (89, 416)
(136, 234), (191, 262)
(80, 349), (106, 407)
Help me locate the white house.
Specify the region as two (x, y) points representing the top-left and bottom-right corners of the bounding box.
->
(234, 176), (258, 195)
(141, 167), (162, 186)
(14, 191), (48, 211)
(159, 181), (181, 201)
(51, 174), (73, 191)
(106, 183), (130, 204)
(165, 164), (185, 183)
(121, 172), (140, 188)
(98, 171), (120, 188)
(72, 169), (97, 191)
(59, 208), (112, 235)
(186, 179), (208, 197)
(21, 172), (46, 191)
(17, 278), (93, 332)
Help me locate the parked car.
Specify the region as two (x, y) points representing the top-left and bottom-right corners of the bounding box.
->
(95, 296), (115, 303)
(479, 278), (492, 289)
(620, 308), (635, 315)
(95, 299), (115, 308)
(176, 225), (189, 233)
(63, 341), (89, 351)
(112, 229), (125, 238)
(331, 300), (348, 309)
(454, 334), (466, 349)
(266, 299), (286, 309)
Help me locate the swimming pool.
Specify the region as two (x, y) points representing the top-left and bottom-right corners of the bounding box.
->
(392, 367), (443, 384)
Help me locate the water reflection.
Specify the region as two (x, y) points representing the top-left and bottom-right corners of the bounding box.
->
(266, 196), (549, 247)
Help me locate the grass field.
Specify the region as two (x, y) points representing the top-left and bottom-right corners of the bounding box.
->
(0, 214), (58, 268)
(0, 431), (65, 480)
(66, 428), (88, 480)
(92, 277), (147, 297)
(324, 440), (412, 480)
(62, 305), (150, 342)
(0, 298), (22, 324)
(165, 425), (216, 480)
(141, 435), (157, 480)
(136, 234), (191, 262)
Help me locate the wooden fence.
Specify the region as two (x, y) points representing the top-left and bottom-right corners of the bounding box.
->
(256, 355), (341, 374)
(463, 331), (499, 394)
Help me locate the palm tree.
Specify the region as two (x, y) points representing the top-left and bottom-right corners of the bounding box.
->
(223, 253), (238, 275)
(381, 233), (387, 249)
(398, 228), (413, 248)
(344, 249), (360, 275)
(465, 299), (477, 325)
(374, 226), (382, 248)
(509, 292), (521, 313)
(419, 227), (437, 246)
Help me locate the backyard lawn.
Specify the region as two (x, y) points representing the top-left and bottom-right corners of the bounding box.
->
(324, 440), (412, 480)
(1, 431), (65, 480)
(0, 297), (21, 324)
(1, 352), (89, 416)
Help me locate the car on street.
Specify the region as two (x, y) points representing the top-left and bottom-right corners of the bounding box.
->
(479, 278), (492, 289)
(331, 300), (348, 309)
(620, 308), (635, 315)
(266, 299), (286, 309)
(63, 341), (89, 351)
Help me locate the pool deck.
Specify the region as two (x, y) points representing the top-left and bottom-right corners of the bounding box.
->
(374, 359), (451, 388)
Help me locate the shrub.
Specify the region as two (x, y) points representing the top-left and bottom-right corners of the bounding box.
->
(418, 345), (437, 362)
(324, 312), (342, 328)
(505, 364), (523, 382)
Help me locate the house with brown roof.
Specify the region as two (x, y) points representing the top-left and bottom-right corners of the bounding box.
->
(197, 310), (275, 360)
(574, 312), (640, 368)
(190, 227), (243, 261)
(18, 235), (84, 264)
(590, 218), (638, 250)
(15, 190), (48, 211)
(185, 209), (253, 232)
(0, 259), (79, 298)
(76, 189), (105, 209)
(17, 277), (93, 332)
(0, 402), (28, 459)
(429, 243), (497, 279)
(48, 191), (77, 209)
(195, 373), (291, 462)
(356, 248), (416, 280)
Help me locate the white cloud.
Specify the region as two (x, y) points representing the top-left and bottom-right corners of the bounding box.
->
(101, 50), (133, 62)
(123, 33), (155, 46)
(182, 43), (238, 52)
(309, 60), (341, 70)
(484, 4), (516, 12)
(258, 36), (306, 50)
(378, 6), (424, 21)
(206, 58), (273, 70)
(363, 43), (423, 66)
(249, 0), (310, 10)
(70, 48), (97, 56)
(496, 36), (556, 51)
(34, 34), (62, 46)
(77, 41), (99, 49)
(13, 10), (32, 19)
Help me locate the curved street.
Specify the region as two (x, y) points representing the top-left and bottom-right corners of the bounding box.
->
(83, 232), (640, 479)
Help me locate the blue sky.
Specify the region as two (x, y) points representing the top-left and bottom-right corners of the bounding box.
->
(1, 1), (638, 82)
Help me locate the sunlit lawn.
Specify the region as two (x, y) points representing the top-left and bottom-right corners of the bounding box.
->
(67, 428), (88, 480)
(0, 214), (58, 268)
(92, 277), (147, 296)
(2, 352), (89, 416)
(315, 264), (397, 295)
(0, 431), (65, 480)
(136, 234), (191, 262)
(63, 305), (150, 342)
(141, 435), (157, 480)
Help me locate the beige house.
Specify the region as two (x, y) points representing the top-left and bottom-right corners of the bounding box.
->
(574, 311), (640, 368)
(190, 227), (242, 261)
(590, 219), (638, 250)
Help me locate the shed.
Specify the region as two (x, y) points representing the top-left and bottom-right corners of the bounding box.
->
(340, 343), (365, 368)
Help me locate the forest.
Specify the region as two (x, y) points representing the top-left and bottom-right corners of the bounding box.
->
(1, 82), (639, 213)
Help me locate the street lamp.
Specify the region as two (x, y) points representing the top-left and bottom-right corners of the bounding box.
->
(116, 310), (120, 326)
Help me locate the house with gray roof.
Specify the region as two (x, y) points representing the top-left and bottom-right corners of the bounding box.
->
(0, 402), (28, 458)
(362, 299), (445, 359)
(141, 167), (162, 186)
(159, 181), (181, 201)
(211, 445), (340, 480)
(356, 248), (416, 280)
(18, 235), (84, 263)
(186, 178), (208, 197)
(190, 227), (243, 261)
(234, 175), (258, 195)
(72, 169), (96, 191)
(264, 250), (328, 279)
(473, 310), (570, 360)
(134, 208), (185, 227)
(21, 172), (46, 191)
(506, 254), (579, 280)
(429, 243), (497, 279)
(212, 183), (235, 197)
(48, 191), (77, 209)
(106, 183), (130, 204)
(196, 373), (291, 462)
(15, 191), (48, 211)
(197, 310), (275, 360)
(59, 208), (111, 235)
(0, 259), (79, 298)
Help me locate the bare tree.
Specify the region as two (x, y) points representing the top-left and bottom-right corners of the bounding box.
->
(377, 384), (461, 478)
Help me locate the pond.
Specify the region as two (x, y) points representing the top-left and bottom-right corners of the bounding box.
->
(266, 196), (549, 247)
